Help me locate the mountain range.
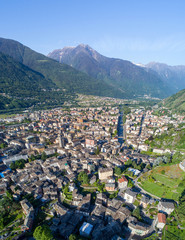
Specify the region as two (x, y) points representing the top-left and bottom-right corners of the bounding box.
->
(0, 38), (123, 98)
(48, 44), (173, 98)
(146, 62), (185, 92)
(1, 37), (185, 112)
(48, 45), (185, 96)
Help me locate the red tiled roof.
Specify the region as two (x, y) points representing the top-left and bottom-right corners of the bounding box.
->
(118, 176), (128, 183)
(158, 213), (166, 223)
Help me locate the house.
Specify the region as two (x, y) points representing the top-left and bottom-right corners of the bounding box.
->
(140, 196), (150, 208)
(128, 220), (150, 236)
(124, 189), (137, 204)
(98, 168), (113, 181)
(108, 199), (122, 210)
(105, 183), (115, 191)
(118, 176), (128, 190)
(128, 168), (141, 176)
(91, 204), (106, 219)
(158, 201), (175, 215)
(96, 192), (108, 206)
(153, 148), (165, 154)
(79, 222), (93, 238)
(156, 213), (166, 229)
(93, 221), (122, 240)
(44, 148), (56, 156)
(20, 199), (34, 215)
(68, 183), (76, 192)
(23, 210), (34, 231)
(85, 138), (95, 148)
(90, 175), (96, 185)
(114, 207), (131, 224)
(105, 206), (117, 221)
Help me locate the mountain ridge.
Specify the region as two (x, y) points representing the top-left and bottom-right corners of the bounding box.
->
(145, 62), (185, 91)
(48, 44), (173, 99)
(0, 37), (125, 99)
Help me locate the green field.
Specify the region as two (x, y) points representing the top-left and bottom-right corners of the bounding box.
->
(0, 113), (16, 119)
(139, 164), (185, 201)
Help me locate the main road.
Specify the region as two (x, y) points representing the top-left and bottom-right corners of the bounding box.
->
(117, 111), (124, 145)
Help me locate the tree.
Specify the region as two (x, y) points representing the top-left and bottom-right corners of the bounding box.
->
(115, 166), (122, 175)
(33, 226), (43, 240)
(97, 182), (105, 192)
(41, 151), (47, 161)
(69, 234), (77, 240)
(33, 225), (53, 240)
(10, 161), (16, 170)
(78, 171), (85, 181)
(95, 146), (100, 155)
(30, 154), (36, 161)
(132, 206), (141, 220)
(109, 127), (112, 134)
(0, 218), (4, 231)
(10, 159), (25, 170)
(6, 190), (13, 200)
(82, 173), (89, 185)
(0, 143), (7, 149)
(128, 179), (134, 188)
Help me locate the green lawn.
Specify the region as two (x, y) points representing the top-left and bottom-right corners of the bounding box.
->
(139, 164), (185, 201)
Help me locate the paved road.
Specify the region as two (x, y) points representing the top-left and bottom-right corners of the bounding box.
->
(138, 113), (145, 136)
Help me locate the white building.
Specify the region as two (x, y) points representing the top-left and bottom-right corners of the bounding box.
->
(124, 189), (137, 204)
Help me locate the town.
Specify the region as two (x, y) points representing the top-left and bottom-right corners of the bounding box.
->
(0, 104), (184, 240)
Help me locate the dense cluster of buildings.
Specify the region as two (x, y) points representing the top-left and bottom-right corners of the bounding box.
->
(126, 108), (185, 154)
(0, 106), (176, 239)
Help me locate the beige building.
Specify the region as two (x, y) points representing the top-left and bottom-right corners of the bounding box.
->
(98, 168), (113, 180)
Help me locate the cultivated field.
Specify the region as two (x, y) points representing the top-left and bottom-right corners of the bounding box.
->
(139, 164), (185, 201)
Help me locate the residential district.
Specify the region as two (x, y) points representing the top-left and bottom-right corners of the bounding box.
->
(0, 105), (184, 240)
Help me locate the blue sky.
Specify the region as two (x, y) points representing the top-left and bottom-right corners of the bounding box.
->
(1, 0), (185, 65)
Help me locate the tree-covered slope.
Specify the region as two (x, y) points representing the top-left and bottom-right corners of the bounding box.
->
(0, 52), (56, 97)
(0, 37), (125, 98)
(162, 88), (185, 112)
(0, 52), (75, 112)
(48, 44), (173, 98)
